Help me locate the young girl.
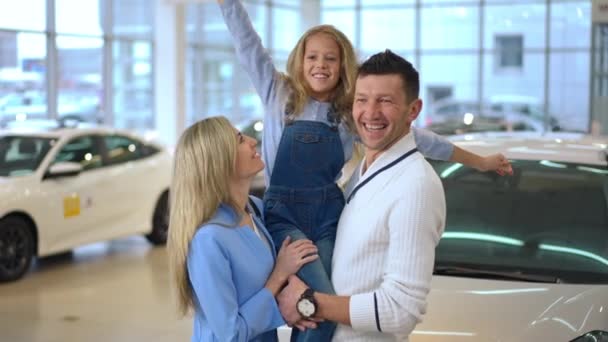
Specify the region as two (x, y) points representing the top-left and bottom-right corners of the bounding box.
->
(218, 1), (512, 340)
(167, 116), (319, 341)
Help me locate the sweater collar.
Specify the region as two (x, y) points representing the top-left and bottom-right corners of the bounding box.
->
(357, 131), (416, 183)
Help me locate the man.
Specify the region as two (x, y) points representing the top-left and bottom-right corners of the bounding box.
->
(277, 49), (446, 341)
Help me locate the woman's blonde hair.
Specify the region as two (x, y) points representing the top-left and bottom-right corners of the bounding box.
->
(167, 116), (240, 317)
(285, 25), (358, 130)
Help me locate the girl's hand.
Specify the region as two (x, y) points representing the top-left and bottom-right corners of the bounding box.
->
(480, 153), (513, 176)
(274, 236), (318, 279)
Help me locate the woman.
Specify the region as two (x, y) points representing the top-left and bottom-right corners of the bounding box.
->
(167, 116), (319, 341)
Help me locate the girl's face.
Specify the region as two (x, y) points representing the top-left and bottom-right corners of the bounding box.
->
(302, 32), (341, 102)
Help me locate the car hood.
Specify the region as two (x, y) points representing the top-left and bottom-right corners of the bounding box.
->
(411, 276), (608, 342)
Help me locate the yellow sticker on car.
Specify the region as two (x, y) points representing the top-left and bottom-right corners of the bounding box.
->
(63, 194), (80, 218)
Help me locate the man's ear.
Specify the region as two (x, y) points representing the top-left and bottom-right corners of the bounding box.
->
(408, 99), (423, 121)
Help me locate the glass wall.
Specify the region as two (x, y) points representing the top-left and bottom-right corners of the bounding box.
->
(112, 0), (154, 130)
(185, 0), (302, 128)
(0, 1), (47, 125)
(325, 0), (590, 133)
(0, 0), (593, 137)
(0, 0), (154, 130)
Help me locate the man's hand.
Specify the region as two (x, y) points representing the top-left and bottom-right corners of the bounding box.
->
(277, 275), (309, 325)
(277, 275), (322, 331)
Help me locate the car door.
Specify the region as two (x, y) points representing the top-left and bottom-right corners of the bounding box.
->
(40, 134), (107, 249)
(96, 134), (157, 232)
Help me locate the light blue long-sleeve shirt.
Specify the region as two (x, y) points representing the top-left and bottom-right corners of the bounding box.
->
(187, 198), (285, 342)
(220, 0), (454, 185)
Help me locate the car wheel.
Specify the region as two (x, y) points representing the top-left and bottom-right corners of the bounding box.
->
(0, 216), (35, 282)
(146, 192), (169, 246)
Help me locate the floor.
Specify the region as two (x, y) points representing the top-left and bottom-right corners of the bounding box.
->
(0, 237), (192, 342)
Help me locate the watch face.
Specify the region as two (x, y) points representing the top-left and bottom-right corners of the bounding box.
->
(297, 298), (316, 317)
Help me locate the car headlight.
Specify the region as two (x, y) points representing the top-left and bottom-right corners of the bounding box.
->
(571, 331), (608, 342)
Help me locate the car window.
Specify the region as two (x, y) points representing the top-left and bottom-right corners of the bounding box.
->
(103, 135), (158, 165)
(431, 160), (608, 284)
(0, 136), (55, 177)
(53, 136), (103, 171)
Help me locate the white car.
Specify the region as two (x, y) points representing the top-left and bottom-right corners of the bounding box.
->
(415, 132), (608, 341)
(278, 132), (608, 341)
(0, 126), (172, 282)
(426, 98), (560, 133)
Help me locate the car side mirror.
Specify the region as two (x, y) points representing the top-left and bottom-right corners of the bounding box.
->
(44, 161), (83, 180)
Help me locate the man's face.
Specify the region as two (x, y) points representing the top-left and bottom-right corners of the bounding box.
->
(352, 74), (421, 156)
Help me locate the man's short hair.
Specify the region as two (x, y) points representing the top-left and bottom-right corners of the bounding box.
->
(357, 49), (419, 101)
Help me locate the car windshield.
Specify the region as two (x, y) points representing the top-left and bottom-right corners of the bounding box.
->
(430, 159), (608, 284)
(0, 136), (56, 177)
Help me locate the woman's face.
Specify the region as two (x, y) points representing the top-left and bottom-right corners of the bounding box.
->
(233, 130), (264, 181)
(302, 32), (341, 102)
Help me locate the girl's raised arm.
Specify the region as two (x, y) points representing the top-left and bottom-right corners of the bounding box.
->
(219, 0), (280, 108)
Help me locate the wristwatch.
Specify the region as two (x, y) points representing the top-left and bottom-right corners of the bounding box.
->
(296, 288), (317, 318)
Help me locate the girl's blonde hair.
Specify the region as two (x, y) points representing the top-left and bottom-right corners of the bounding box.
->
(167, 116), (240, 317)
(285, 25), (358, 130)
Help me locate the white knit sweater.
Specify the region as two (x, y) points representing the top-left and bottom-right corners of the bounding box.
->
(331, 132), (446, 342)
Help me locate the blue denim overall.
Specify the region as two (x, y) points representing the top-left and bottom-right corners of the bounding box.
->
(264, 119), (344, 342)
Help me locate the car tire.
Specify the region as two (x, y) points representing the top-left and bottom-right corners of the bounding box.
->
(146, 191), (169, 246)
(0, 216), (35, 282)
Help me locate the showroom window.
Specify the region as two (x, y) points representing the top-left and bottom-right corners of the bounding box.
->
(185, 0), (301, 127)
(112, 0), (154, 130)
(0, 0), (154, 131)
(0, 0), (47, 124)
(306, 0), (593, 133)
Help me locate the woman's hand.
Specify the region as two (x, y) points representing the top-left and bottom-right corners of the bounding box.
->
(275, 236), (318, 278)
(265, 236), (318, 296)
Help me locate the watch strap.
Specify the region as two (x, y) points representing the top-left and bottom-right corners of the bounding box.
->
(300, 287), (315, 301)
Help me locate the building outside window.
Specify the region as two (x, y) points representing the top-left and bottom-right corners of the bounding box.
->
(495, 35), (524, 69)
